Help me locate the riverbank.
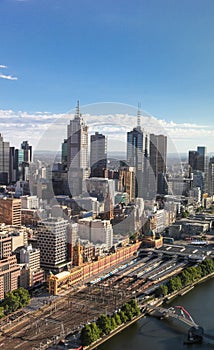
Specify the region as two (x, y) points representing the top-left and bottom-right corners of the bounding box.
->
(84, 312), (145, 350)
(84, 270), (214, 349)
(165, 270), (214, 302)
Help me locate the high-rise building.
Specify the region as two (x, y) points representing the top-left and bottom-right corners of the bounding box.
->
(188, 146), (208, 194)
(78, 218), (113, 248)
(118, 166), (135, 202)
(0, 134), (10, 185)
(15, 141), (32, 181)
(127, 111), (149, 198)
(0, 234), (12, 259)
(208, 157), (214, 196)
(197, 146), (207, 172)
(67, 101), (89, 196)
(0, 255), (20, 300)
(86, 177), (115, 219)
(37, 217), (68, 271)
(0, 232), (20, 300)
(0, 198), (21, 226)
(61, 139), (67, 167)
(188, 150), (198, 171)
(90, 132), (107, 177)
(21, 141), (32, 163)
(149, 134), (167, 195)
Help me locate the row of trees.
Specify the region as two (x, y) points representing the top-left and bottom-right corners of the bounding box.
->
(156, 258), (214, 297)
(80, 299), (140, 346)
(0, 287), (30, 317)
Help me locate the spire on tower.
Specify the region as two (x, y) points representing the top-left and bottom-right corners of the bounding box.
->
(75, 100), (80, 119)
(137, 102), (141, 129)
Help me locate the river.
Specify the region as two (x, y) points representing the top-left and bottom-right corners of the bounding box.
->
(98, 278), (214, 350)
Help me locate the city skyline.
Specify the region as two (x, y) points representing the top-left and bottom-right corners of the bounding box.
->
(0, 0), (213, 154)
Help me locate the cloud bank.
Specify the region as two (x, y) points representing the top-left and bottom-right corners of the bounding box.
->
(0, 108), (213, 154)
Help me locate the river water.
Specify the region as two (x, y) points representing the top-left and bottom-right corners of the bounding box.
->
(98, 278), (214, 350)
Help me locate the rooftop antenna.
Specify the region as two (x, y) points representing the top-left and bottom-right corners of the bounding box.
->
(137, 102), (141, 128)
(75, 100), (80, 118)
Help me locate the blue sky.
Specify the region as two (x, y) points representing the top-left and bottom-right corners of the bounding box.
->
(0, 0), (214, 152)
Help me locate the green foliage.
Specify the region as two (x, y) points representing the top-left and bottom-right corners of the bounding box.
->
(80, 322), (101, 346)
(196, 206), (203, 213)
(113, 312), (122, 326)
(156, 258), (214, 297)
(155, 284), (168, 297)
(0, 306), (5, 318)
(182, 210), (189, 218)
(118, 310), (128, 323)
(166, 276), (182, 293)
(110, 316), (117, 330)
(121, 302), (133, 321)
(128, 299), (140, 316)
(80, 299), (141, 346)
(96, 314), (112, 335)
(3, 288), (30, 315)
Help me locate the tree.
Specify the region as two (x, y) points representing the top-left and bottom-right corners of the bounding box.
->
(3, 288), (30, 315)
(80, 324), (94, 346)
(90, 322), (101, 341)
(3, 292), (20, 314)
(0, 306), (4, 318)
(121, 303), (133, 321)
(110, 317), (117, 330)
(96, 314), (112, 335)
(128, 299), (140, 316)
(14, 288), (30, 307)
(167, 276), (182, 293)
(180, 270), (192, 286)
(118, 310), (128, 324)
(113, 312), (122, 326)
(155, 285), (168, 297)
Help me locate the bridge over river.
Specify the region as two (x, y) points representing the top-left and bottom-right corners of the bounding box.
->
(147, 304), (199, 328)
(146, 304), (207, 344)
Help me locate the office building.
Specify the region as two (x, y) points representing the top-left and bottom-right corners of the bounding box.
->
(90, 132), (107, 177)
(19, 245), (44, 289)
(21, 141), (32, 163)
(0, 233), (12, 259)
(0, 198), (21, 226)
(127, 109), (149, 198)
(0, 134), (10, 185)
(149, 134), (167, 195)
(118, 166), (135, 202)
(66, 101), (89, 196)
(0, 255), (20, 300)
(37, 217), (68, 271)
(188, 146), (208, 194)
(78, 218), (113, 248)
(0, 231), (20, 299)
(86, 177), (115, 219)
(208, 157), (214, 196)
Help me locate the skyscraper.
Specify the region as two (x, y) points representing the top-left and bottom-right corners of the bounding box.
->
(188, 150), (198, 171)
(149, 134), (167, 195)
(37, 217), (68, 271)
(0, 198), (21, 226)
(90, 132), (107, 177)
(208, 157), (214, 196)
(188, 146), (208, 194)
(21, 141), (32, 163)
(127, 109), (149, 198)
(0, 134), (10, 185)
(67, 101), (89, 196)
(197, 146), (207, 173)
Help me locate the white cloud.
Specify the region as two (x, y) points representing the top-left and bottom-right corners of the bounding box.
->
(0, 108), (213, 154)
(0, 73), (18, 81)
(0, 65), (7, 69)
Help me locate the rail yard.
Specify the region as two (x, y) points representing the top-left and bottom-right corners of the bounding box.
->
(0, 243), (212, 350)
